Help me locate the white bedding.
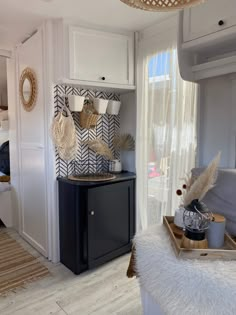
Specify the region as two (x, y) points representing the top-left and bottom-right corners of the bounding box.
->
(135, 225), (236, 315)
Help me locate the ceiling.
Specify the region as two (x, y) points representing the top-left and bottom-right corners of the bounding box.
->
(0, 0), (172, 50)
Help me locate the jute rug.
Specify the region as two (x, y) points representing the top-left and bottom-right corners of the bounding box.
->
(0, 230), (50, 295)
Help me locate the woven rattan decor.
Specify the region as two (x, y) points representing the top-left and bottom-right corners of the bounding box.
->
(120, 0), (204, 11)
(68, 173), (116, 182)
(54, 85), (120, 177)
(19, 67), (38, 112)
(0, 230), (49, 295)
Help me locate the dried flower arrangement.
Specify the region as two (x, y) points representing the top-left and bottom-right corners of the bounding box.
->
(113, 133), (135, 151)
(84, 138), (114, 160)
(176, 152), (221, 207)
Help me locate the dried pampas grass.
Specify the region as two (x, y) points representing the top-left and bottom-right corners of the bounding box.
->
(183, 152), (221, 207)
(85, 138), (114, 160)
(113, 134), (135, 151)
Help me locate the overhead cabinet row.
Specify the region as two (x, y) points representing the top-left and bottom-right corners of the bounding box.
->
(54, 21), (135, 91)
(178, 0), (236, 82)
(183, 0), (236, 44)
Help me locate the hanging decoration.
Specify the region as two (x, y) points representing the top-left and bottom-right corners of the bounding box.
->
(120, 0), (205, 12)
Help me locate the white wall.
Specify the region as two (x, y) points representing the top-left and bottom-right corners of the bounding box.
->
(12, 28), (49, 257)
(7, 56), (20, 228)
(0, 57), (8, 106)
(198, 75), (236, 167)
(120, 91), (136, 172)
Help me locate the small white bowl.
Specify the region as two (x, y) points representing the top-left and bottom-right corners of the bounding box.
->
(68, 95), (85, 112)
(107, 100), (121, 115)
(93, 98), (109, 114)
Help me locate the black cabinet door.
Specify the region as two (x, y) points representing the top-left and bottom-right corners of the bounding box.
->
(87, 180), (134, 267)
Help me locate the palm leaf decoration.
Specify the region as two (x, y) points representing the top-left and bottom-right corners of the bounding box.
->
(113, 133), (135, 151)
(84, 138), (114, 160)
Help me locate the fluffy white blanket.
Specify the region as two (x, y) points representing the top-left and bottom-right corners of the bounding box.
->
(134, 225), (236, 315)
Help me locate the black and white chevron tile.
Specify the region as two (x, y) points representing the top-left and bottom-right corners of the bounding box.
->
(54, 85), (120, 177)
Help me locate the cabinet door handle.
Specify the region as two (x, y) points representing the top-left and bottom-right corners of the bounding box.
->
(90, 211), (95, 216)
(101, 76), (106, 81)
(218, 20), (224, 26)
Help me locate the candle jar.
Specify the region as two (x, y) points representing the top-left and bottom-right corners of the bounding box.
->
(181, 199), (212, 249)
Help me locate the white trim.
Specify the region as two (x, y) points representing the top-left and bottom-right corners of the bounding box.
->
(0, 49), (11, 58)
(192, 56), (236, 81)
(57, 78), (136, 94)
(15, 46), (24, 235)
(43, 20), (60, 263)
(21, 231), (47, 257)
(229, 77), (236, 168)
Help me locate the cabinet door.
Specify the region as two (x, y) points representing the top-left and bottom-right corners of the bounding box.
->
(183, 0), (236, 42)
(69, 26), (134, 85)
(87, 181), (134, 267)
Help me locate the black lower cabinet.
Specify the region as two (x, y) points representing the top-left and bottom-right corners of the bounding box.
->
(58, 173), (135, 274)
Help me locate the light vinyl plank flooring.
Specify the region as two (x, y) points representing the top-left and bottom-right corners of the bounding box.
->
(0, 229), (142, 315)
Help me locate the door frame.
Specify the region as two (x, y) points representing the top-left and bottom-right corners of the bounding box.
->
(8, 21), (60, 262)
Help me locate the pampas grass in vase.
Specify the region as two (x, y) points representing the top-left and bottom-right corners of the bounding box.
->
(182, 152), (221, 207)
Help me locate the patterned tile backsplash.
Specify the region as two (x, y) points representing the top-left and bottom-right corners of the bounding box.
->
(54, 85), (120, 177)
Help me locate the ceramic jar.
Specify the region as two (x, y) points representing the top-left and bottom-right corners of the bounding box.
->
(68, 95), (85, 112)
(93, 98), (109, 114)
(174, 206), (185, 229)
(109, 159), (122, 173)
(106, 100), (121, 115)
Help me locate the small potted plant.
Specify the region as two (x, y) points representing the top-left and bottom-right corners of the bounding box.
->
(110, 133), (135, 173)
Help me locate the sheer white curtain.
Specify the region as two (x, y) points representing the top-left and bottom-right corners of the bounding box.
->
(136, 35), (197, 231)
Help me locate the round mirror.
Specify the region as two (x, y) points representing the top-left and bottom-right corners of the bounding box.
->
(19, 68), (37, 112)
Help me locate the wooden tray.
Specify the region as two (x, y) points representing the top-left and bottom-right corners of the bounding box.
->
(163, 216), (236, 260)
(68, 173), (116, 182)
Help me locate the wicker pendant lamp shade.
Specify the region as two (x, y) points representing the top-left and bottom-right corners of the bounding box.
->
(120, 0), (205, 11)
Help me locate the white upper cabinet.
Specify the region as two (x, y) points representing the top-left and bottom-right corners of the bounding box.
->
(54, 21), (135, 91)
(178, 1), (236, 82)
(69, 27), (134, 85)
(183, 0), (236, 43)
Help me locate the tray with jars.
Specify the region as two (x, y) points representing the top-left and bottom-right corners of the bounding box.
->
(163, 216), (236, 261)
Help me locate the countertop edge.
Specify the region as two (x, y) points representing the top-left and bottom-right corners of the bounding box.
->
(57, 172), (136, 186)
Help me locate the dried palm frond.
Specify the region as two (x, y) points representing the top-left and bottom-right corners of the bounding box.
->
(84, 138), (114, 160)
(183, 152), (221, 207)
(113, 133), (135, 151)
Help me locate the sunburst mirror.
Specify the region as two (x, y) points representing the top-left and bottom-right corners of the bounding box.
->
(19, 67), (38, 112)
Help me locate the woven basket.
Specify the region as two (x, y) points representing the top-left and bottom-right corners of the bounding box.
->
(79, 110), (100, 129)
(120, 0), (204, 11)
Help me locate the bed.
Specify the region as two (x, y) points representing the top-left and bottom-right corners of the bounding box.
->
(0, 171), (12, 227)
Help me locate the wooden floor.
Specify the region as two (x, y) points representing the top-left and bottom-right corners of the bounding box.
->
(0, 229), (142, 315)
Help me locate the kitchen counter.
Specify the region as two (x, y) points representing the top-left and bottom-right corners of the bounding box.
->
(57, 171), (136, 187)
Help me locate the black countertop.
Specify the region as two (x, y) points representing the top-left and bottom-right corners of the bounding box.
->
(57, 171), (136, 187)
